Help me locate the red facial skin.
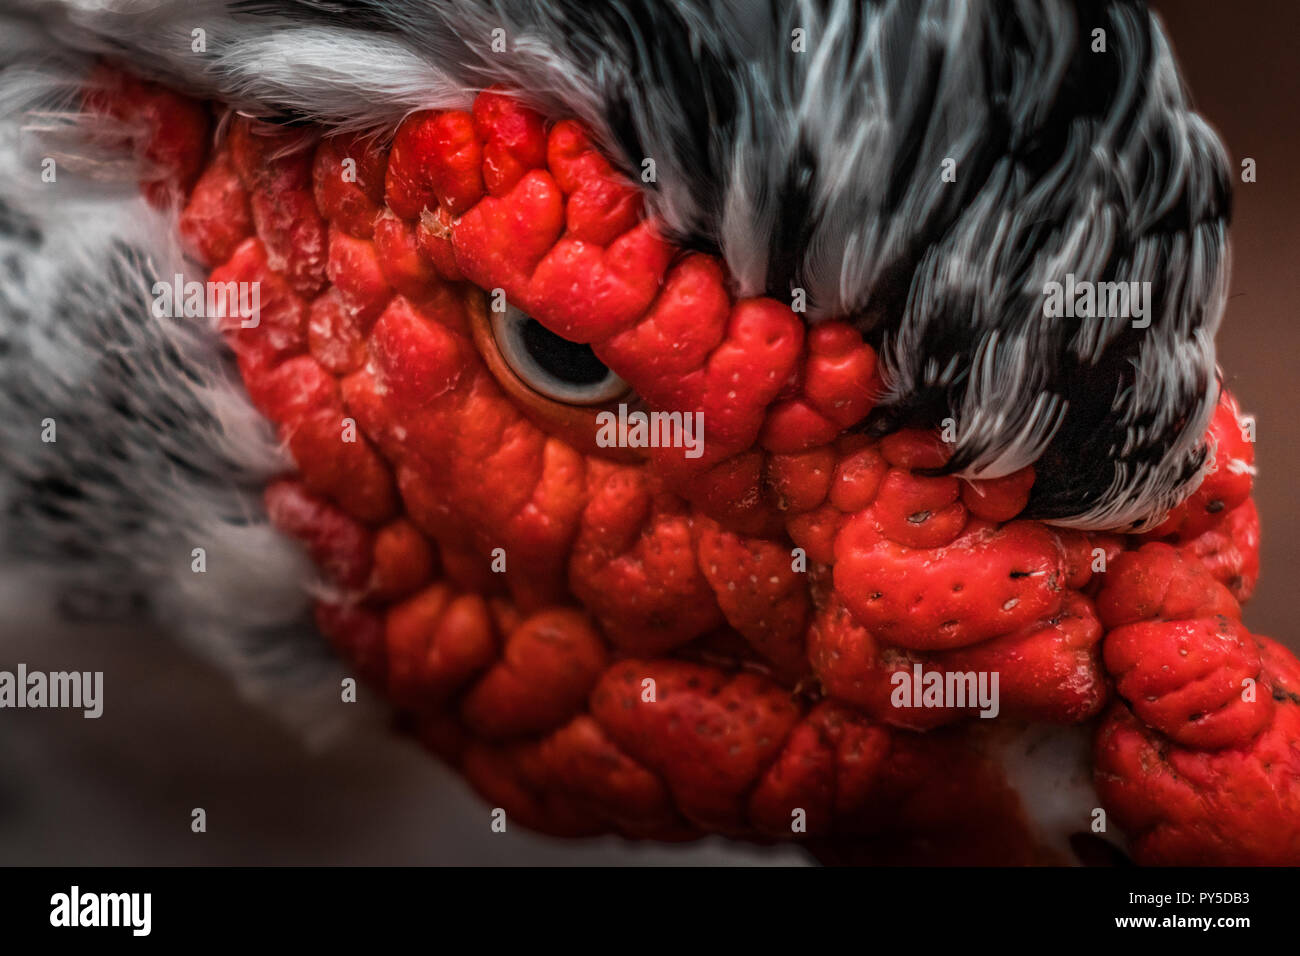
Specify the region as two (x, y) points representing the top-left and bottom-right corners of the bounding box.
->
(88, 67), (1295, 865)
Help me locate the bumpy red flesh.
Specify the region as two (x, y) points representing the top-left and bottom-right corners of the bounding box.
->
(89, 67), (1294, 864)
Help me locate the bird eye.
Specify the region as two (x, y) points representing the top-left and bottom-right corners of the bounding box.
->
(490, 303), (629, 405)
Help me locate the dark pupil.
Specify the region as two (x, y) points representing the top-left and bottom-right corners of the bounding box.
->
(520, 318), (610, 386)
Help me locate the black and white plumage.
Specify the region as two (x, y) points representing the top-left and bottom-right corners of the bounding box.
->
(0, 1), (1230, 716)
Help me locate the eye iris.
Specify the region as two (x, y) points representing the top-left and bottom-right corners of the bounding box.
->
(488, 302), (629, 405)
(519, 318), (611, 386)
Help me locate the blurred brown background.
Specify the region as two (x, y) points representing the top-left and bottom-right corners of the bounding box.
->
(1154, 0), (1300, 650)
(0, 2), (1295, 865)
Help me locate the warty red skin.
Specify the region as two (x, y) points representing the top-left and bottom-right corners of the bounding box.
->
(84, 67), (1294, 865)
